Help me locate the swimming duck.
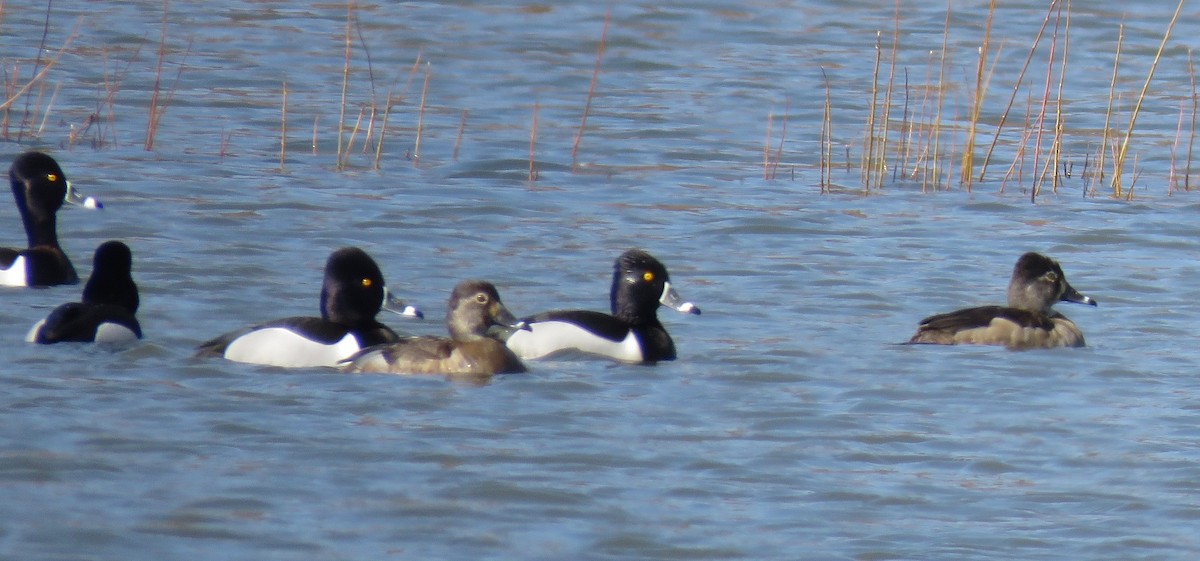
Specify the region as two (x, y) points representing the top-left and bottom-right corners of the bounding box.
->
(908, 252), (1097, 349)
(497, 249), (700, 363)
(344, 280), (527, 376)
(1, 152), (102, 287)
(26, 240), (141, 344)
(196, 247), (421, 368)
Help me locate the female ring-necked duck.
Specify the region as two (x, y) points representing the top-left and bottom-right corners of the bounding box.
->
(1, 152), (102, 287)
(496, 249), (701, 363)
(196, 247), (422, 368)
(26, 240), (141, 344)
(908, 252), (1097, 349)
(344, 280), (528, 376)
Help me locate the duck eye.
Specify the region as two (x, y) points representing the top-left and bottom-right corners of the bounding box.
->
(475, 293), (489, 304)
(46, 174), (57, 182)
(1043, 272), (1058, 283)
(642, 272), (654, 282)
(361, 278), (373, 288)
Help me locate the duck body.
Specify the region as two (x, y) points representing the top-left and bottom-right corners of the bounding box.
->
(27, 241), (141, 344)
(345, 280), (527, 376)
(909, 252), (1096, 349)
(196, 247), (414, 368)
(500, 249), (700, 363)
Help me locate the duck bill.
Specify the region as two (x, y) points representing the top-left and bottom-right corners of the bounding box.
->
(382, 287), (424, 319)
(63, 182), (103, 209)
(659, 282), (701, 315)
(1061, 283), (1098, 307)
(491, 302), (531, 331)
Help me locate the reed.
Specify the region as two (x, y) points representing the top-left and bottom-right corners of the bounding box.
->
(977, 0), (1055, 183)
(1170, 99), (1184, 194)
(1029, 1), (1062, 202)
(452, 109), (468, 162)
(768, 98), (789, 181)
(820, 67), (832, 192)
(412, 62), (431, 167)
(959, 0), (995, 190)
(1097, 24), (1123, 191)
(529, 99), (539, 182)
(144, 0), (168, 151)
(1188, 49), (1197, 190)
(280, 81), (288, 170)
(762, 112), (773, 181)
(877, 0), (900, 190)
(572, 7), (610, 170)
(1111, 0), (1185, 196)
(335, 3), (353, 170)
(861, 31), (882, 189)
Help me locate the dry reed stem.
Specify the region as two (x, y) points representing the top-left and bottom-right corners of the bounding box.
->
(820, 68), (832, 192)
(977, 0), (1056, 182)
(373, 91), (393, 170)
(572, 7), (610, 170)
(1188, 49), (1197, 190)
(412, 62), (431, 166)
(1098, 24), (1123, 191)
(763, 112), (773, 181)
(862, 31), (881, 189)
(1112, 0), (1185, 196)
(280, 81), (288, 170)
(770, 97), (789, 180)
(1030, 2), (1062, 202)
(877, 0), (900, 189)
(928, 1), (951, 192)
(0, 21), (76, 115)
(1171, 100), (1185, 194)
(144, 0), (169, 150)
(529, 100), (539, 182)
(1049, 0), (1071, 193)
(452, 109), (467, 162)
(336, 3), (353, 169)
(960, 0), (995, 190)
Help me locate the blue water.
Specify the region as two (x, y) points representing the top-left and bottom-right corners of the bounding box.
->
(3, 1), (1200, 560)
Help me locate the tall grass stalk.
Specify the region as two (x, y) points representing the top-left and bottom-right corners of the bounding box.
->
(960, 0), (995, 190)
(861, 31), (882, 189)
(1188, 49), (1197, 190)
(877, 0), (900, 190)
(335, 3), (353, 170)
(572, 7), (610, 170)
(928, 1), (952, 192)
(1098, 24), (1123, 190)
(1030, 1), (1063, 202)
(529, 100), (539, 182)
(1111, 0), (1185, 196)
(280, 81), (288, 170)
(412, 62), (431, 166)
(977, 0), (1056, 182)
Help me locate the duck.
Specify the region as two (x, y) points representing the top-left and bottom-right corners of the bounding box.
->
(496, 249), (701, 363)
(343, 280), (528, 376)
(196, 247), (422, 368)
(908, 252), (1097, 349)
(1, 151), (102, 287)
(26, 240), (141, 344)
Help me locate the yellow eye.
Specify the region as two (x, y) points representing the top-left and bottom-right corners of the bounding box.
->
(361, 278), (373, 288)
(642, 272), (654, 282)
(46, 174), (58, 182)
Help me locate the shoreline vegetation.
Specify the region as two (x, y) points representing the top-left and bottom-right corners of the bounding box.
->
(1, 1), (1194, 200)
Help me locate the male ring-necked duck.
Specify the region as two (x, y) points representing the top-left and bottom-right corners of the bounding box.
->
(1, 152), (102, 287)
(908, 252), (1097, 349)
(344, 280), (528, 376)
(496, 249), (701, 363)
(26, 240), (141, 344)
(196, 247), (422, 368)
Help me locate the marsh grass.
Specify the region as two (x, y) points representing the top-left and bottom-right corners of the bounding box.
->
(807, 0), (1192, 200)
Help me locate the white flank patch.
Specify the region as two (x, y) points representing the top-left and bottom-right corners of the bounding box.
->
(95, 323), (139, 344)
(506, 321), (643, 362)
(223, 328), (360, 368)
(24, 319), (45, 343)
(0, 256), (28, 287)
